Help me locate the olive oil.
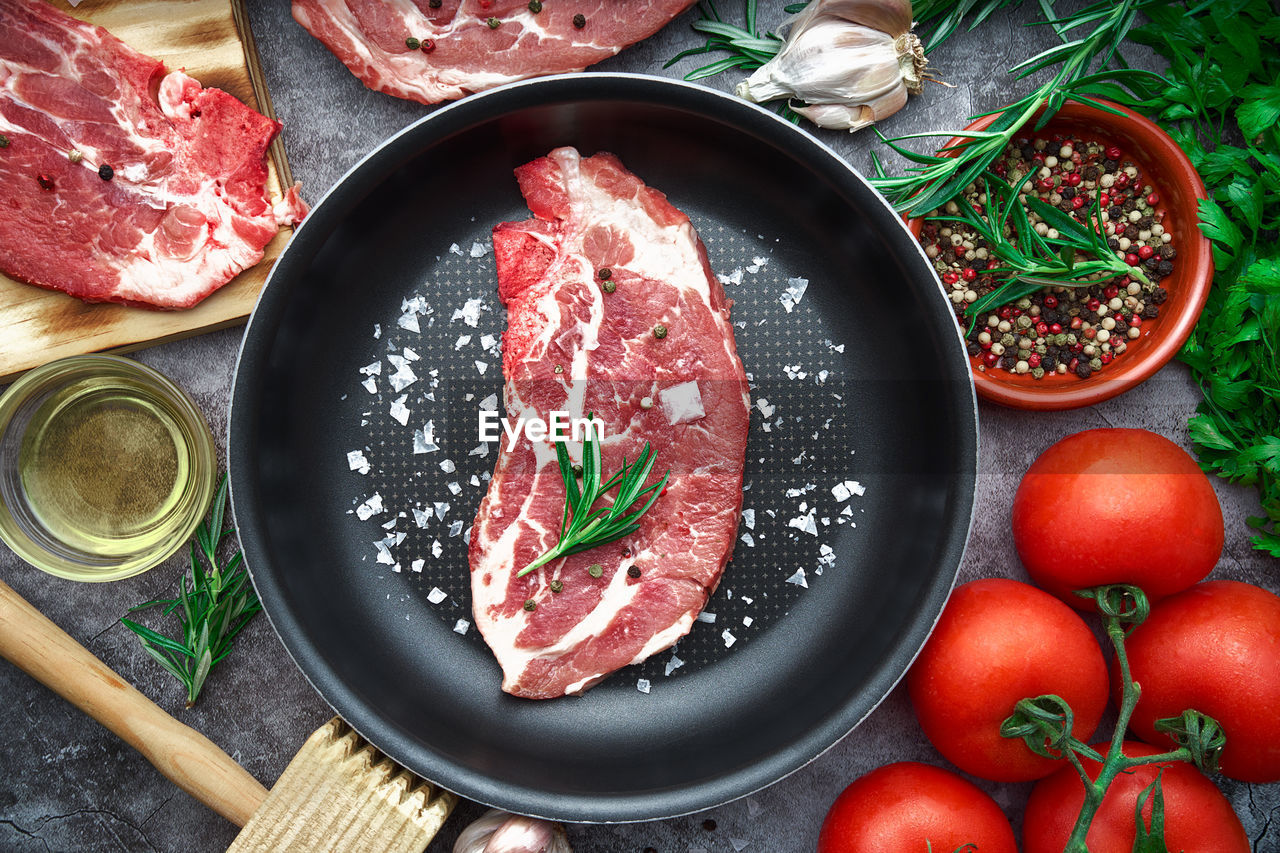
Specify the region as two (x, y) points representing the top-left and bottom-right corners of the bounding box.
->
(0, 355), (216, 580)
(19, 379), (188, 557)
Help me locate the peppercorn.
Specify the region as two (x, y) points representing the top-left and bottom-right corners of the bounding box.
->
(573, 13), (586, 28)
(37, 174), (54, 190)
(602, 280), (616, 293)
(523, 599), (536, 611)
(627, 566), (641, 579)
(405, 36), (420, 49)
(0, 134), (9, 148)
(98, 163), (114, 181)
(598, 267), (612, 280)
(429, 0), (441, 6)
(587, 563), (603, 578)
(653, 324), (667, 340)
(487, 16), (500, 28)
(572, 463), (583, 477)
(550, 580), (563, 593)
(68, 149), (83, 164)
(529, 0), (543, 10)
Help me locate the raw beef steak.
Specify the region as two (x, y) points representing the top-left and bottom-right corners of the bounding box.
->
(0, 0), (306, 309)
(470, 147), (750, 699)
(292, 0), (694, 104)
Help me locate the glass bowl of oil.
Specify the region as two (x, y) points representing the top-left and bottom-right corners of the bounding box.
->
(0, 355), (217, 581)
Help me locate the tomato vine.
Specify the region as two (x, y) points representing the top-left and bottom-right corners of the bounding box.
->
(1000, 584), (1226, 852)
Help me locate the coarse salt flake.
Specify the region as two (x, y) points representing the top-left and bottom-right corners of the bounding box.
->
(658, 380), (704, 425)
(447, 482), (462, 495)
(389, 395), (411, 426)
(413, 421), (438, 454)
(475, 360), (488, 375)
(355, 493), (384, 520)
(636, 678), (651, 694)
(448, 520), (463, 537)
(427, 587), (447, 604)
(359, 361), (381, 376)
(742, 508), (755, 529)
(433, 501), (450, 521)
(397, 312), (420, 333)
(452, 297), (485, 328)
(469, 241), (488, 258)
(440, 459), (456, 473)
(453, 619), (470, 635)
(665, 655), (685, 676)
(780, 276), (808, 313)
(740, 532), (755, 547)
(479, 393), (498, 411)
(448, 242), (464, 256)
(361, 376), (377, 394)
(722, 630), (737, 648)
(786, 568), (809, 588)
(756, 398), (775, 418)
(696, 612), (716, 624)
(831, 480), (866, 502)
(789, 509), (818, 537)
(412, 508), (430, 528)
(347, 450), (370, 474)
(454, 334), (472, 350)
(411, 559), (424, 573)
(432, 539), (443, 558)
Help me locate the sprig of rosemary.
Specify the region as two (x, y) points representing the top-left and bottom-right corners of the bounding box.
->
(934, 171), (1149, 328)
(517, 420), (670, 579)
(872, 0), (1167, 215)
(121, 475), (261, 708)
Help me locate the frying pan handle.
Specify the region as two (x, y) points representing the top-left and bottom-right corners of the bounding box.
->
(0, 578), (268, 826)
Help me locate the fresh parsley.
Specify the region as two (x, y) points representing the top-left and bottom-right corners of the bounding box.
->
(1125, 0), (1280, 556)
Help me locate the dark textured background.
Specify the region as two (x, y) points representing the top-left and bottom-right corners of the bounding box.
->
(3, 2), (1277, 851)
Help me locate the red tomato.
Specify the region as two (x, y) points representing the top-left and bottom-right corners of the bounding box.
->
(1011, 429), (1223, 609)
(1023, 741), (1249, 852)
(907, 578), (1109, 781)
(1122, 580), (1280, 782)
(817, 762), (1016, 853)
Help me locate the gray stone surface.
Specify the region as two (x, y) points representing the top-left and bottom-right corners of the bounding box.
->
(2, 2), (1277, 851)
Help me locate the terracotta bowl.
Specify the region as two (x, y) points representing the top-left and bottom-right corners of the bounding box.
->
(907, 100), (1212, 410)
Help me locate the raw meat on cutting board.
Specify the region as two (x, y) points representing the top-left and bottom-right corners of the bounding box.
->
(470, 147), (750, 699)
(0, 0), (305, 309)
(292, 0), (694, 104)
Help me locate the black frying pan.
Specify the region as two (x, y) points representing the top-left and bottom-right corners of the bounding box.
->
(229, 73), (977, 822)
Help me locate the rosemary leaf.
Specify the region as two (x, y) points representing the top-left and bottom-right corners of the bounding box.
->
(517, 420), (670, 579)
(121, 474), (261, 708)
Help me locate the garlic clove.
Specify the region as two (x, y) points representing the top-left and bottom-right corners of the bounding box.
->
(736, 0), (925, 132)
(453, 808), (573, 853)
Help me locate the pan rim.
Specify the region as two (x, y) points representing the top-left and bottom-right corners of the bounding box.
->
(228, 71), (979, 822)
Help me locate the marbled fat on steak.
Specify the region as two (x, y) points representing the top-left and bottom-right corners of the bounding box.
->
(292, 0), (694, 104)
(0, 0), (305, 309)
(470, 147), (750, 699)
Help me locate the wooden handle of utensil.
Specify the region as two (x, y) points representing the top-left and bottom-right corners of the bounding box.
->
(0, 578), (269, 826)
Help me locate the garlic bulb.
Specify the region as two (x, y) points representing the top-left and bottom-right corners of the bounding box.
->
(736, 0), (927, 132)
(452, 809), (573, 853)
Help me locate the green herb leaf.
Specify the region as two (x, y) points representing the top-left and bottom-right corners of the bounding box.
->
(121, 474), (260, 707)
(516, 422), (670, 579)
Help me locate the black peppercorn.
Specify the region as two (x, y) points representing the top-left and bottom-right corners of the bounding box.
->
(573, 13), (586, 27)
(627, 566), (641, 578)
(98, 163), (114, 181)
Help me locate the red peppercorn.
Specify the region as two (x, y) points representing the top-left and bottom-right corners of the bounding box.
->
(1070, 316), (1084, 330)
(421, 38), (436, 51)
(37, 173), (54, 190)
(1146, 192), (1159, 206)
(1044, 295), (1058, 308)
(1087, 298), (1101, 311)
(1036, 322), (1049, 336)
(1104, 285), (1119, 299)
(980, 339), (992, 350)
(983, 352), (999, 368)
(1101, 351), (1113, 364)
(962, 268), (977, 282)
(1099, 193), (1110, 207)
(1130, 315), (1143, 327)
(1037, 178), (1054, 191)
(1125, 253), (1141, 266)
(1067, 173), (1082, 186)
(999, 307), (1013, 320)
(1071, 196), (1086, 210)
(1070, 357), (1080, 371)
(1116, 174), (1130, 189)
(1106, 146), (1122, 160)
(1049, 323), (1063, 334)
(1138, 245), (1155, 259)
(1028, 353), (1041, 368)
(1011, 308), (1023, 317)
(987, 260), (1000, 270)
(942, 272), (959, 284)
(1083, 327), (1097, 340)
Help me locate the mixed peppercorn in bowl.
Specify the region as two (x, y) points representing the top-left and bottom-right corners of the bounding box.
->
(909, 101), (1213, 410)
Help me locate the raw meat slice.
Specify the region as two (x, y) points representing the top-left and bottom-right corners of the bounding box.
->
(292, 0), (694, 104)
(0, 0), (306, 309)
(470, 147), (750, 699)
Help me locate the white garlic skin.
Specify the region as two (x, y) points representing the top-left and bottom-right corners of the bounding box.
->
(736, 0), (925, 132)
(452, 809), (573, 853)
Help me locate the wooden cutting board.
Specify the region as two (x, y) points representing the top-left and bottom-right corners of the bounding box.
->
(0, 0), (295, 383)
